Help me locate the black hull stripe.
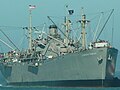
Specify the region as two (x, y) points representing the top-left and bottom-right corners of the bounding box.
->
(8, 79), (120, 87)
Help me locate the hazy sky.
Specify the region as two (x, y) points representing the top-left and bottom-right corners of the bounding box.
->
(0, 0), (120, 48)
(0, 0), (120, 26)
(0, 0), (120, 70)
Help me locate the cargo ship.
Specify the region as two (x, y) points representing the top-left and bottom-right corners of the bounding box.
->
(0, 6), (119, 87)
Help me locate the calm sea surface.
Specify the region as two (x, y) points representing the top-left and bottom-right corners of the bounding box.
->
(0, 87), (120, 90)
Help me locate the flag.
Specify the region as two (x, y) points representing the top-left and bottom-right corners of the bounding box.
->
(68, 10), (74, 15)
(29, 5), (36, 9)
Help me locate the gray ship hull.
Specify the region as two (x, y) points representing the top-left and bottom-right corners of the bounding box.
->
(0, 47), (118, 87)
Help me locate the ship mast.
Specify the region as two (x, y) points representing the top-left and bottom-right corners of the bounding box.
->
(79, 8), (89, 50)
(28, 5), (36, 52)
(64, 5), (73, 46)
(81, 14), (86, 49)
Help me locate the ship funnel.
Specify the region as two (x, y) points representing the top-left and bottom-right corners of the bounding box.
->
(49, 25), (58, 37)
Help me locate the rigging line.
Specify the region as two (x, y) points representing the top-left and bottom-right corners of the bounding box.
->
(86, 9), (114, 16)
(71, 26), (81, 31)
(47, 16), (69, 39)
(89, 14), (101, 21)
(30, 23), (47, 28)
(48, 15), (65, 19)
(19, 29), (26, 50)
(96, 9), (114, 41)
(0, 45), (3, 52)
(93, 12), (104, 41)
(43, 32), (66, 46)
(87, 22), (93, 42)
(0, 26), (23, 29)
(0, 38), (14, 50)
(0, 29), (20, 51)
(70, 26), (78, 40)
(111, 12), (114, 46)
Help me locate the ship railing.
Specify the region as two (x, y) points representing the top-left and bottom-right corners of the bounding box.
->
(0, 55), (45, 64)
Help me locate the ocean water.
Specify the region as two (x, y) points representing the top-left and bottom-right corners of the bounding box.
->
(0, 87), (119, 90)
(0, 86), (120, 90)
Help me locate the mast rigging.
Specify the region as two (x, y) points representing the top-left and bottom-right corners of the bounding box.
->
(96, 9), (114, 41)
(0, 29), (19, 51)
